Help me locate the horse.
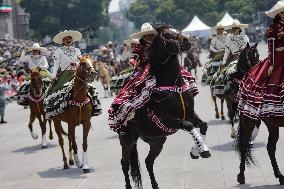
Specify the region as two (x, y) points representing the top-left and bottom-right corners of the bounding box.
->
(224, 42), (260, 138)
(95, 61), (112, 98)
(118, 27), (211, 189)
(52, 55), (96, 173)
(28, 69), (53, 148)
(183, 48), (201, 78)
(236, 115), (284, 185)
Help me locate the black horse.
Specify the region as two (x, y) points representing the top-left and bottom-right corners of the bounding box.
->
(224, 42), (261, 138)
(119, 27), (210, 189)
(235, 44), (284, 186)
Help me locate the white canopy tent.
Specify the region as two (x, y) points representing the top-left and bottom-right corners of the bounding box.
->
(218, 13), (235, 29)
(182, 16), (211, 38)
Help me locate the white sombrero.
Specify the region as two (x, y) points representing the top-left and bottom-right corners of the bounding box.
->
(123, 39), (140, 46)
(53, 30), (82, 44)
(129, 23), (157, 39)
(265, 1), (284, 18)
(228, 19), (249, 29)
(27, 43), (47, 53)
(213, 22), (225, 30)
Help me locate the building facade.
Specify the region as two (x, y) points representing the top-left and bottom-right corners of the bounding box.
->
(0, 0), (29, 39)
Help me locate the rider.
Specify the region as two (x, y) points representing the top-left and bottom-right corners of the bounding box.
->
(109, 23), (158, 134)
(121, 39), (140, 64)
(211, 19), (249, 95)
(44, 30), (101, 118)
(17, 43), (51, 106)
(202, 23), (226, 85)
(238, 1), (284, 119)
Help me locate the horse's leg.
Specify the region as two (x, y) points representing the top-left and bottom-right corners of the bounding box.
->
(265, 124), (284, 185)
(39, 115), (47, 149)
(190, 112), (208, 159)
(67, 128), (74, 166)
(145, 137), (166, 189)
(211, 92), (220, 119)
(54, 120), (69, 169)
(82, 120), (91, 173)
(48, 120), (53, 140)
(225, 97), (236, 138)
(237, 114), (256, 184)
(220, 98), (225, 120)
(28, 113), (38, 140)
(69, 125), (82, 168)
(119, 130), (138, 189)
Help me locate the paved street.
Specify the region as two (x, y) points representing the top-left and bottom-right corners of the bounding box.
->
(1, 43), (284, 189)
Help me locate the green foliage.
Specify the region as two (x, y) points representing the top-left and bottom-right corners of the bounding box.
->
(127, 0), (278, 30)
(19, 0), (109, 38)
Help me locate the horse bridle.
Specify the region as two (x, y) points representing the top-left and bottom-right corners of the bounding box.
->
(151, 32), (181, 66)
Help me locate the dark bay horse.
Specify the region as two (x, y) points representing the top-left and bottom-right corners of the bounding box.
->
(119, 28), (210, 189)
(225, 43), (261, 138)
(236, 116), (284, 185)
(53, 55), (96, 173)
(28, 69), (53, 148)
(235, 44), (284, 185)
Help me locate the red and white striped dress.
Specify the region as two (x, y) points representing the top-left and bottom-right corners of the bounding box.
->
(238, 22), (284, 119)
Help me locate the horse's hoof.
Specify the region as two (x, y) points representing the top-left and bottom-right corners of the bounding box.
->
(190, 152), (199, 159)
(125, 185), (132, 189)
(221, 115), (226, 120)
(63, 164), (69, 169)
(215, 114), (220, 119)
(42, 145), (47, 149)
(279, 176), (284, 185)
(231, 133), (236, 139)
(237, 173), (245, 184)
(69, 160), (75, 166)
(200, 151), (211, 158)
(49, 136), (53, 140)
(83, 169), (90, 173)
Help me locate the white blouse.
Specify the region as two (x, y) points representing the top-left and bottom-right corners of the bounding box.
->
(222, 34), (249, 65)
(19, 51), (49, 70)
(210, 35), (226, 53)
(52, 46), (81, 78)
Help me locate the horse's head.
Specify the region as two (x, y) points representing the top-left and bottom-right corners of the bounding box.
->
(149, 26), (190, 67)
(77, 55), (97, 83)
(237, 42), (259, 77)
(30, 68), (43, 97)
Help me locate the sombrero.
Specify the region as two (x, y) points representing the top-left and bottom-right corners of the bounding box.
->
(53, 30), (82, 44)
(265, 1), (284, 18)
(129, 23), (157, 39)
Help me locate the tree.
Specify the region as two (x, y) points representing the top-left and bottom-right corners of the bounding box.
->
(126, 0), (279, 31)
(19, 0), (109, 38)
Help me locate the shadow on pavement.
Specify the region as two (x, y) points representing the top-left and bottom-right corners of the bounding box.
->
(207, 119), (231, 126)
(105, 135), (119, 140)
(12, 144), (57, 154)
(234, 184), (283, 189)
(38, 167), (94, 179)
(210, 141), (266, 152)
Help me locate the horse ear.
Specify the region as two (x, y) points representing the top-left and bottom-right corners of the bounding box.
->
(254, 42), (258, 47)
(246, 42), (250, 49)
(29, 69), (33, 74)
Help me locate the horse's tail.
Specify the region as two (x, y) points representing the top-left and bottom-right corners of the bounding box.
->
(234, 114), (257, 167)
(130, 144), (142, 187)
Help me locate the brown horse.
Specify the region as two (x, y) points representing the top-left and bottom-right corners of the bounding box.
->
(95, 61), (112, 98)
(53, 55), (96, 173)
(28, 69), (53, 148)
